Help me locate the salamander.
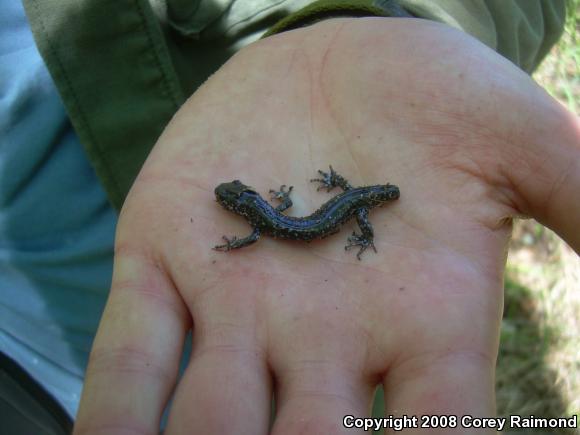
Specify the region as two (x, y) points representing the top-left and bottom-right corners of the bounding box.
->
(213, 166), (400, 260)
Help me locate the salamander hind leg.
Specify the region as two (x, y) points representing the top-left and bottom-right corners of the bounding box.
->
(345, 232), (377, 260)
(310, 165), (353, 192)
(213, 228), (261, 251)
(345, 208), (377, 260)
(269, 185), (293, 212)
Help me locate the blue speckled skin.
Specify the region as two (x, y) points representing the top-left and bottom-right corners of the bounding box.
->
(213, 166), (400, 259)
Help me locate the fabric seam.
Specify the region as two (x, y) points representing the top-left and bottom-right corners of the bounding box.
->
(134, 0), (182, 109)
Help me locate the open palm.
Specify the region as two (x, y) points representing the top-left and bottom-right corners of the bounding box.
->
(75, 18), (575, 435)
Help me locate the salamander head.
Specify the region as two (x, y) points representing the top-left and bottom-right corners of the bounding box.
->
(383, 184), (400, 201)
(215, 180), (259, 213)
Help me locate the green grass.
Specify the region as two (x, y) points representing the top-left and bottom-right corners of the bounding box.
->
(498, 273), (578, 433)
(534, 0), (579, 114)
(500, 220), (579, 434)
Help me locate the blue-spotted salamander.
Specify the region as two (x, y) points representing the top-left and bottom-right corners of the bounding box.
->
(213, 166), (399, 259)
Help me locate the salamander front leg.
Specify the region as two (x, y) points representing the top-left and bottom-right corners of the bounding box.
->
(344, 208), (377, 260)
(213, 227), (261, 251)
(269, 185), (293, 212)
(310, 165), (353, 192)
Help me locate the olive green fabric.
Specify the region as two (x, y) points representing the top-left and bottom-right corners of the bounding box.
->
(22, 0), (566, 210)
(262, 0), (413, 38)
(397, 0), (566, 73)
(22, 0), (185, 210)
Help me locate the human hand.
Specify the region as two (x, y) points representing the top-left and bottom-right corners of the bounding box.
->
(74, 18), (580, 434)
